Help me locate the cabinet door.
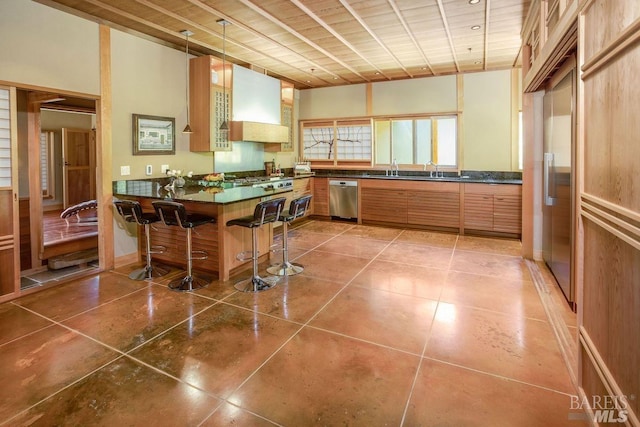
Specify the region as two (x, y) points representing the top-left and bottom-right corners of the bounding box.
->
(209, 85), (232, 151)
(493, 195), (522, 233)
(464, 193), (494, 231)
(280, 103), (293, 152)
(312, 178), (329, 216)
(407, 190), (460, 229)
(361, 188), (407, 224)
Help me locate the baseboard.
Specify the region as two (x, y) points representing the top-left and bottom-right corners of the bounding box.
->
(43, 203), (63, 212)
(526, 259), (578, 385)
(114, 252), (139, 268)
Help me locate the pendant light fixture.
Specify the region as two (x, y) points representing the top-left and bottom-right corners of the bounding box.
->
(181, 29), (194, 134)
(217, 19), (230, 132)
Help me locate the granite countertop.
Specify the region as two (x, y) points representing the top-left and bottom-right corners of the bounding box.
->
(113, 179), (292, 205)
(311, 170), (522, 185)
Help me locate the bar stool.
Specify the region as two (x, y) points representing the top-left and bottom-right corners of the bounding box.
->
(267, 195), (313, 276)
(113, 199), (170, 281)
(226, 197), (286, 292)
(152, 201), (216, 292)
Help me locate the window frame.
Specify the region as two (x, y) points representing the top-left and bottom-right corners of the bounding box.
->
(373, 114), (459, 169)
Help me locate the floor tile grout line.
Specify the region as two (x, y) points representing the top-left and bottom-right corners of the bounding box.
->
(0, 354), (129, 427)
(4, 301), (228, 422)
(400, 231), (457, 426)
(421, 355), (579, 397)
(1, 303), (61, 348)
(3, 283), (163, 344)
(279, 222), (356, 261)
(197, 401), (285, 427)
(301, 229), (405, 326)
(220, 225), (403, 408)
(399, 282), (443, 426)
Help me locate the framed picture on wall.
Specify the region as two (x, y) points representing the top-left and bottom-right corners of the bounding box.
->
(132, 114), (175, 155)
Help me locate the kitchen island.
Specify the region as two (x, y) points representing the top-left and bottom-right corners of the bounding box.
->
(113, 180), (292, 281)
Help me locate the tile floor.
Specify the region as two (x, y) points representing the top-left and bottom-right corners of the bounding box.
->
(0, 220), (587, 426)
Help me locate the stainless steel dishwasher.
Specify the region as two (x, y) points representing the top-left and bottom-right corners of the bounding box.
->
(329, 180), (358, 219)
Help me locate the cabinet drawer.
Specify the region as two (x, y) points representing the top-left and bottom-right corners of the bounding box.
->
(407, 190), (460, 228)
(464, 194), (494, 230)
(361, 188), (407, 223)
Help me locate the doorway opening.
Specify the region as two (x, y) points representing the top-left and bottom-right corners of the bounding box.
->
(17, 89), (100, 290)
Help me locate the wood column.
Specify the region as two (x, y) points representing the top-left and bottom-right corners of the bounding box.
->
(98, 24), (114, 270)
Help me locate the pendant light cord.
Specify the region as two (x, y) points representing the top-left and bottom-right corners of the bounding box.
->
(221, 21), (228, 130)
(185, 33), (190, 124)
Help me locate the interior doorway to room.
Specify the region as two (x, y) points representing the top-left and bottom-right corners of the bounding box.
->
(18, 90), (100, 291)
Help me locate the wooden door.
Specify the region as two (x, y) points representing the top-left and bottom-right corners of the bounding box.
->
(62, 128), (95, 208)
(0, 87), (20, 299)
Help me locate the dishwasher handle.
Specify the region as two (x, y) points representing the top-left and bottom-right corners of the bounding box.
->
(329, 180), (358, 187)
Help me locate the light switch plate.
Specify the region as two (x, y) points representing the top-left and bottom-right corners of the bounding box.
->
(120, 165), (130, 176)
(161, 164), (170, 174)
(146, 165), (152, 175)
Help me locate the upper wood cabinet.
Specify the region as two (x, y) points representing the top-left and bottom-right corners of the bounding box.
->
(189, 56), (293, 152)
(280, 81), (294, 152)
(189, 55), (232, 152)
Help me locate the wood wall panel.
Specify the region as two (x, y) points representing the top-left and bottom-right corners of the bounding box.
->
(19, 198), (31, 271)
(0, 191), (15, 296)
(579, 1), (640, 424)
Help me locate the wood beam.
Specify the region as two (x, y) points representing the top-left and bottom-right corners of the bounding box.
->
(387, 0), (435, 75)
(234, 0), (369, 82)
(436, 0), (460, 73)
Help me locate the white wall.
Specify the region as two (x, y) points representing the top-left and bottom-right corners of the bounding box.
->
(299, 84), (367, 119)
(463, 69), (513, 171)
(298, 71), (518, 171)
(111, 29), (214, 180)
(0, 1), (99, 95)
(372, 75), (457, 115)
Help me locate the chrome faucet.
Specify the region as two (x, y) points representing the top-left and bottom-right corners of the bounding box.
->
(392, 158), (399, 176)
(424, 161), (439, 178)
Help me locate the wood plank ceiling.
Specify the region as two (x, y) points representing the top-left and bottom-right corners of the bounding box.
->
(37, 0), (531, 89)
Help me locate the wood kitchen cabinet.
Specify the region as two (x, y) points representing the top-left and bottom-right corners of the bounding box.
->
(360, 180), (459, 229)
(189, 55), (232, 152)
(312, 177), (329, 216)
(283, 177), (313, 215)
(279, 81), (294, 152)
(361, 187), (408, 224)
(407, 182), (460, 229)
(463, 183), (522, 235)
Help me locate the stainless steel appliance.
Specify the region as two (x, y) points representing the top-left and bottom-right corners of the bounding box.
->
(329, 180), (358, 219)
(542, 65), (575, 310)
(251, 178), (293, 190)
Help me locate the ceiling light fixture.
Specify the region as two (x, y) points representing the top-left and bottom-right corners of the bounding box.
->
(471, 25), (481, 30)
(469, 0), (480, 4)
(217, 19), (230, 132)
(181, 30), (194, 134)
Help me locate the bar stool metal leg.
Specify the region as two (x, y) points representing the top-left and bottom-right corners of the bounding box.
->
(168, 227), (210, 292)
(234, 226), (280, 292)
(266, 220), (304, 276)
(129, 223), (170, 280)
